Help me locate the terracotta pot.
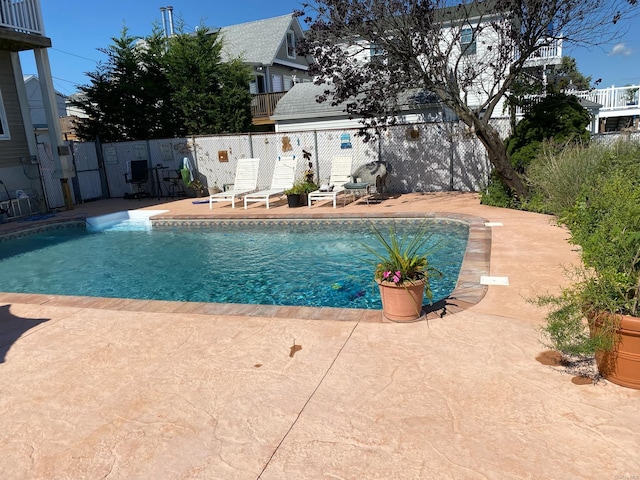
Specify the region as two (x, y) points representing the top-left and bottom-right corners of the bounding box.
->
(591, 312), (640, 390)
(377, 279), (425, 322)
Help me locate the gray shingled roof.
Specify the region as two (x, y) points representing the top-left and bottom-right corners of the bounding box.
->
(215, 14), (296, 65)
(272, 82), (442, 120)
(272, 83), (348, 120)
(578, 98), (602, 109)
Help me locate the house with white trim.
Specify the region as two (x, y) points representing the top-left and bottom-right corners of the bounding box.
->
(210, 14), (313, 130)
(272, 5), (564, 133)
(1, 0), (74, 216)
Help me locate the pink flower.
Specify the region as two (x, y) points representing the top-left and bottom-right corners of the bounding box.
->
(393, 271), (402, 283)
(383, 271), (391, 279)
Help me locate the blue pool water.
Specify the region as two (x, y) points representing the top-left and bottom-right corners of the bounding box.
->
(0, 219), (469, 309)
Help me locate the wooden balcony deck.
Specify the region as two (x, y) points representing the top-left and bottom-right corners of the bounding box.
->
(251, 92), (287, 124)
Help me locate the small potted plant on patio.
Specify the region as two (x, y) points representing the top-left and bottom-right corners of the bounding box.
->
(362, 221), (441, 322)
(537, 147), (640, 389)
(284, 180), (318, 208)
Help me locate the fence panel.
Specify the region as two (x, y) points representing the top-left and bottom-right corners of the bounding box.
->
(381, 123), (452, 193)
(193, 135), (253, 192)
(451, 127), (491, 192)
(314, 129), (378, 186)
(78, 120), (504, 200)
(71, 141), (103, 201)
(591, 131), (640, 145)
(146, 138), (193, 196)
(101, 141), (152, 198)
(36, 142), (64, 210)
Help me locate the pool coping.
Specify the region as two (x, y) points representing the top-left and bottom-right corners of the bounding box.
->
(0, 212), (490, 323)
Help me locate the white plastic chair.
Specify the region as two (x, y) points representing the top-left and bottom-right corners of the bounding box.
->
(308, 156), (353, 208)
(209, 158), (260, 209)
(243, 156), (297, 209)
(12, 190), (33, 216)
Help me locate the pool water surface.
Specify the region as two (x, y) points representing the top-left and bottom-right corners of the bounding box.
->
(0, 219), (469, 310)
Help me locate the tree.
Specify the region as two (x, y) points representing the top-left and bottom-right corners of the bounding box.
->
(296, 0), (638, 199)
(506, 93), (591, 173)
(163, 27), (252, 135)
(506, 55), (593, 132)
(73, 27), (183, 142)
(552, 56), (592, 92)
(73, 26), (252, 141)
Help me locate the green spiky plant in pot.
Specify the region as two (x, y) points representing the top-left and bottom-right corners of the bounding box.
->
(362, 221), (441, 322)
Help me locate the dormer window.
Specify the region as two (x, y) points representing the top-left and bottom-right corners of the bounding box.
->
(286, 30), (296, 59)
(461, 27), (477, 56)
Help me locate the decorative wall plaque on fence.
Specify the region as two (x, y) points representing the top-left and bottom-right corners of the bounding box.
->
(218, 150), (229, 162)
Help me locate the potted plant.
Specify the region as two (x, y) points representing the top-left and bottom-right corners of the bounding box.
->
(362, 221), (441, 322)
(624, 86), (638, 105)
(284, 180), (318, 208)
(538, 144), (640, 389)
(185, 178), (207, 197)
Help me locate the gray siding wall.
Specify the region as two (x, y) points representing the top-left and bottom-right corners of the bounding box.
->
(0, 51), (30, 167)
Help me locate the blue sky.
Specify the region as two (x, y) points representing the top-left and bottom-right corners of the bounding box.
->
(19, 0), (640, 96)
(19, 0), (307, 96)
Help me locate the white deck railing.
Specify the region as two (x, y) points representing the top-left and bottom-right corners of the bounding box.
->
(0, 0), (44, 35)
(523, 38), (563, 67)
(574, 85), (640, 111)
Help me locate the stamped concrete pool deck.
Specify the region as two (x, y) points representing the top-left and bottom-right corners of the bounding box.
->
(1, 192), (639, 479)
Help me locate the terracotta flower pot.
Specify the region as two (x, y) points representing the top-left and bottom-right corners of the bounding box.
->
(591, 312), (640, 390)
(377, 279), (425, 322)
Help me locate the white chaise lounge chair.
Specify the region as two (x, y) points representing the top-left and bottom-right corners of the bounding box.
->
(308, 156), (353, 208)
(243, 156), (297, 209)
(209, 158), (260, 209)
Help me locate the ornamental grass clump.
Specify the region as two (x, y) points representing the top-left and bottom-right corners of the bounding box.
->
(362, 220), (441, 302)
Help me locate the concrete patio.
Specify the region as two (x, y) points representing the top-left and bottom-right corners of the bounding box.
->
(0, 192), (638, 479)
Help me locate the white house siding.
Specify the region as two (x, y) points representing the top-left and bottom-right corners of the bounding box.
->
(336, 15), (510, 118)
(275, 113), (437, 133)
(276, 117), (365, 132)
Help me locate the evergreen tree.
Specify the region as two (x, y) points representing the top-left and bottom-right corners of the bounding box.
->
(163, 28), (252, 135)
(73, 28), (181, 142)
(73, 25), (252, 141)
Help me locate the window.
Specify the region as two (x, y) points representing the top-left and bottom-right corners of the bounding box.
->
(284, 75), (294, 91)
(0, 88), (10, 140)
(370, 43), (384, 59)
(272, 74), (284, 92)
(286, 30), (296, 59)
(461, 27), (476, 56)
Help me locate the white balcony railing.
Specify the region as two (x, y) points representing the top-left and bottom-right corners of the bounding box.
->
(574, 85), (640, 111)
(523, 38), (563, 67)
(0, 0), (44, 35)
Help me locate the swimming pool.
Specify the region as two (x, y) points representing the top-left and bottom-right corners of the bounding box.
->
(0, 217), (469, 310)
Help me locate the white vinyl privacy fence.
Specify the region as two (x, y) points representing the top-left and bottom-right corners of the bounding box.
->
(37, 120), (517, 210)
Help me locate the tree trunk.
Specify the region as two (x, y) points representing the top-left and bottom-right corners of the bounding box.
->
(470, 119), (529, 200)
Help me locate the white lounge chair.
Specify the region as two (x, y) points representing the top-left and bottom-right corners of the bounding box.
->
(209, 158), (260, 209)
(308, 156), (353, 208)
(243, 156), (297, 209)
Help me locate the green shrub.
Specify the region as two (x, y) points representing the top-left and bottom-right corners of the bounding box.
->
(480, 172), (519, 208)
(538, 140), (640, 360)
(506, 93), (591, 173)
